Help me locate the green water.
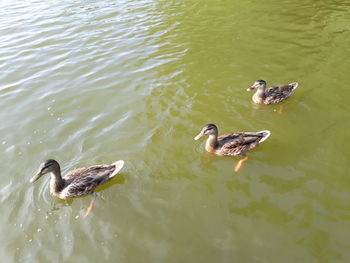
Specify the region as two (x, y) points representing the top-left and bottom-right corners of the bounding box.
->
(1, 0), (349, 262)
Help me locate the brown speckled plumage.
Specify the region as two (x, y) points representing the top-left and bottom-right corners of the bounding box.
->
(216, 132), (267, 156)
(248, 80), (298, 104)
(194, 124), (270, 156)
(31, 159), (124, 199)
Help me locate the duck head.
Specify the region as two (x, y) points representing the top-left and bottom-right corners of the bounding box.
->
(247, 79), (266, 91)
(30, 159), (60, 183)
(194, 124), (218, 140)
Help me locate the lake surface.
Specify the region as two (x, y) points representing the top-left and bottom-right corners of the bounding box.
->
(1, 0), (349, 262)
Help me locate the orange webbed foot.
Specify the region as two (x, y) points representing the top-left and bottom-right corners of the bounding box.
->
(278, 105), (284, 114)
(83, 194), (97, 218)
(234, 156), (249, 172)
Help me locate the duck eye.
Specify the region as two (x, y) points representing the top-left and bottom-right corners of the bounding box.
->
(42, 164), (52, 171)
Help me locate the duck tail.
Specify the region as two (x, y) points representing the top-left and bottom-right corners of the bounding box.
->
(289, 82), (298, 90)
(111, 160), (124, 177)
(258, 130), (271, 143)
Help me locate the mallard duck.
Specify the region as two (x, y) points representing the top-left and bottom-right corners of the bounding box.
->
(30, 159), (124, 216)
(247, 80), (298, 104)
(194, 124), (270, 171)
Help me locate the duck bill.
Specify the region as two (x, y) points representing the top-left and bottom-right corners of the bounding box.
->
(30, 171), (43, 183)
(194, 131), (205, 140)
(247, 84), (258, 91)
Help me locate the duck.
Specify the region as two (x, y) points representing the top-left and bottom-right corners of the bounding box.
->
(247, 80), (298, 104)
(194, 124), (270, 172)
(30, 159), (124, 216)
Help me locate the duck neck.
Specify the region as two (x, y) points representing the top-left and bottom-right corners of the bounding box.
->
(205, 134), (218, 153)
(49, 168), (65, 196)
(255, 87), (265, 98)
(253, 87), (266, 103)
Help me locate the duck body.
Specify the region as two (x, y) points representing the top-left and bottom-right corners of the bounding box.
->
(31, 159), (124, 199)
(248, 80), (298, 104)
(195, 124), (270, 156)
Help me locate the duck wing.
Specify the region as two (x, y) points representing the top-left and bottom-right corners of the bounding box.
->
(60, 161), (124, 198)
(60, 171), (113, 198)
(218, 131), (269, 156)
(264, 83), (298, 104)
(64, 165), (116, 180)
